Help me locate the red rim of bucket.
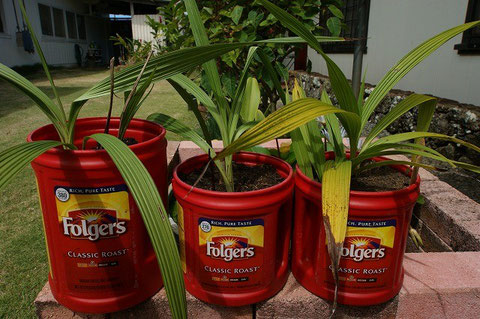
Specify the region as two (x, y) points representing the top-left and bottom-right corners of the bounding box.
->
(295, 154), (420, 198)
(27, 117), (166, 155)
(173, 151), (294, 197)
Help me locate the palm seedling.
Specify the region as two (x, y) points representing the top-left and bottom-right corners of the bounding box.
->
(140, 0), (348, 192)
(212, 0), (480, 313)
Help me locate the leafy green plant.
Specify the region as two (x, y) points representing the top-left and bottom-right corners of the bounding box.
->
(145, 0), (347, 192)
(110, 34), (154, 65)
(151, 0), (345, 110)
(212, 0), (480, 313)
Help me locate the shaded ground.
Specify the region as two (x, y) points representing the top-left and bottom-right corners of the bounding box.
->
(0, 67), (199, 318)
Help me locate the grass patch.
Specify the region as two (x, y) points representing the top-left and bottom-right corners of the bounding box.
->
(0, 68), (198, 318)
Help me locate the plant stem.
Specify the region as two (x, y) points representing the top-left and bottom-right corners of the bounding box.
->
(410, 138), (425, 185)
(209, 149), (216, 191)
(118, 50), (154, 139)
(104, 57), (115, 135)
(275, 138), (281, 157)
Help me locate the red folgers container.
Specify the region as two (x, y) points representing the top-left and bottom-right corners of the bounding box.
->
(172, 152), (293, 306)
(28, 117), (166, 313)
(292, 155), (420, 306)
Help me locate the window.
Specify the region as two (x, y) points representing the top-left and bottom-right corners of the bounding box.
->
(320, 0), (370, 54)
(66, 11), (77, 39)
(52, 7), (65, 37)
(0, 0), (5, 33)
(455, 0), (480, 54)
(77, 14), (86, 40)
(38, 4), (53, 36)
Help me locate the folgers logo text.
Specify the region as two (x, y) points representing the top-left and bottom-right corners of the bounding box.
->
(341, 236), (386, 262)
(62, 209), (127, 241)
(206, 236), (255, 262)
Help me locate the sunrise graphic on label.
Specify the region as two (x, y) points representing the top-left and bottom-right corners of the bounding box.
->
(206, 236), (255, 262)
(340, 220), (395, 262)
(62, 209), (127, 241)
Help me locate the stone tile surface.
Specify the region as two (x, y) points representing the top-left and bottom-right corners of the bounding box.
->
(389, 155), (480, 251)
(256, 252), (480, 319)
(35, 283), (252, 319)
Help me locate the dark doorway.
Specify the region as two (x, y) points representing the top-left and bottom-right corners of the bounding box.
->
(109, 15), (132, 63)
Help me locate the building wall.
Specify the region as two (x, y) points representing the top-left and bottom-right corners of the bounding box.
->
(132, 14), (164, 45)
(309, 0), (480, 105)
(0, 0), (107, 67)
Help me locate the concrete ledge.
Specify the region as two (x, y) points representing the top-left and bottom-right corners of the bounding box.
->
(177, 139), (291, 162)
(35, 284), (252, 319)
(35, 252), (480, 318)
(256, 252), (480, 319)
(389, 155), (480, 251)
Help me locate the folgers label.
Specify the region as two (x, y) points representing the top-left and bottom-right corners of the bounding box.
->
(62, 208), (127, 241)
(326, 219), (396, 288)
(197, 218), (264, 289)
(54, 185), (135, 292)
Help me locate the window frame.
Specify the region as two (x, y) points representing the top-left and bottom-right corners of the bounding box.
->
(0, 0), (7, 34)
(38, 3), (54, 37)
(52, 7), (66, 38)
(320, 0), (370, 54)
(65, 10), (77, 39)
(38, 3), (86, 42)
(76, 14), (86, 40)
(454, 0), (480, 54)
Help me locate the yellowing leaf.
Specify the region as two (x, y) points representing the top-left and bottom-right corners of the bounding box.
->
(322, 160), (351, 313)
(292, 78), (306, 100)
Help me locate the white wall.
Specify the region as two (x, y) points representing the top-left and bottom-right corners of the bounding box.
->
(132, 15), (160, 41)
(0, 0), (107, 67)
(309, 0), (480, 105)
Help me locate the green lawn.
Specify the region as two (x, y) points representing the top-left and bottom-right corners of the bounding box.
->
(0, 68), (198, 318)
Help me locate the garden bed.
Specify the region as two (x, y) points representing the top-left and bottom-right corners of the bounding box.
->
(34, 141), (480, 318)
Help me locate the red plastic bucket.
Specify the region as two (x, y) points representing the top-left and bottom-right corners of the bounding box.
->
(172, 152), (293, 306)
(28, 117), (167, 313)
(292, 154), (420, 306)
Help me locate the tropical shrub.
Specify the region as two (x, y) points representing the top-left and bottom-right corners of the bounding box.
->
(147, 0), (349, 192)
(84, 0), (345, 193)
(151, 0), (345, 110)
